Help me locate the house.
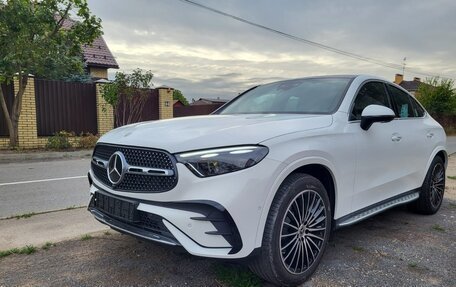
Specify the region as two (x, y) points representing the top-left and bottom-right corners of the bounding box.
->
(62, 19), (119, 80)
(82, 37), (119, 80)
(191, 97), (229, 105)
(173, 99), (186, 108)
(393, 74), (424, 95)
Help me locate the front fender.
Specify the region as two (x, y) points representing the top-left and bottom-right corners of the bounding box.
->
(253, 156), (339, 248)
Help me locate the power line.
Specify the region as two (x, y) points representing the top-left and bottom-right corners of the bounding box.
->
(176, 0), (454, 80)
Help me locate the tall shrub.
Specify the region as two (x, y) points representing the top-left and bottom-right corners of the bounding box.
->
(101, 69), (154, 127)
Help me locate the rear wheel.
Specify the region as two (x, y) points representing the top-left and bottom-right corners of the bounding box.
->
(412, 156), (445, 214)
(249, 173), (331, 286)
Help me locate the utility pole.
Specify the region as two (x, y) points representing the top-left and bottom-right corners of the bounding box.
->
(402, 57), (407, 76)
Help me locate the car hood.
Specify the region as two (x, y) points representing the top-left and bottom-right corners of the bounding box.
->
(98, 114), (333, 153)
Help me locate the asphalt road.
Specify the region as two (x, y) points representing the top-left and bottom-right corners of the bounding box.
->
(0, 158), (90, 218)
(446, 135), (456, 155)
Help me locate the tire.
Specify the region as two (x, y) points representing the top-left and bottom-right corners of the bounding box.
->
(249, 173), (331, 286)
(412, 156), (445, 215)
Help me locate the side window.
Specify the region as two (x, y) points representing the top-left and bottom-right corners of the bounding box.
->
(387, 85), (415, 118)
(350, 82), (390, 120)
(410, 96), (425, 117)
(283, 95), (301, 112)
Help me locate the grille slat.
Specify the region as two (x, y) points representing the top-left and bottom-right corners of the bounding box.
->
(91, 144), (178, 192)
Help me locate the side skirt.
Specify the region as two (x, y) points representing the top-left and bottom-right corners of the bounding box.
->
(335, 189), (420, 228)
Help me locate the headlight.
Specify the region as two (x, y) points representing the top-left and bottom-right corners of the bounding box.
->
(175, 146), (269, 177)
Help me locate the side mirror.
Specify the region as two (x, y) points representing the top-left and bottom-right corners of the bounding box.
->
(360, 105), (395, 130)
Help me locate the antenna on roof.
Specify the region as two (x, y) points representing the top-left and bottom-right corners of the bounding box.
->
(402, 57), (407, 77)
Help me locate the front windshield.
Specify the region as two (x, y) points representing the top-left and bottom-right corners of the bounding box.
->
(218, 77), (353, 115)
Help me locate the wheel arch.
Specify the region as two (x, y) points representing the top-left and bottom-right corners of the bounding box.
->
(425, 147), (447, 175)
(420, 147), (447, 187)
(291, 164), (336, 220)
(254, 158), (338, 247)
(436, 149), (448, 167)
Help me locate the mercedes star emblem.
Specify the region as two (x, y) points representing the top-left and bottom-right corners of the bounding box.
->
(107, 151), (127, 185)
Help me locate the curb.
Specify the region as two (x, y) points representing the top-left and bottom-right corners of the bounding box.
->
(0, 149), (92, 163)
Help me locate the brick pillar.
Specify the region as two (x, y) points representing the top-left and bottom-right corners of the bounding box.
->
(15, 77), (39, 149)
(95, 82), (114, 134)
(157, 86), (173, 119)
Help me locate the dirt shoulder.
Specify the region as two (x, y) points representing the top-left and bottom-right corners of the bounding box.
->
(0, 198), (454, 287)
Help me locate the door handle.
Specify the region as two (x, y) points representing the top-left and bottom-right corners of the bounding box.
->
(391, 134), (402, 142)
(427, 132), (434, 138)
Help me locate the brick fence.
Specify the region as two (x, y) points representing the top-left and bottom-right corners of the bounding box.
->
(0, 77), (173, 149)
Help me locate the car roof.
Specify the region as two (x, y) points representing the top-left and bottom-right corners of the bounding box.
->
(261, 74), (391, 86)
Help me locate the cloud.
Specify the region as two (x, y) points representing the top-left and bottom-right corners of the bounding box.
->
(92, 0), (456, 100)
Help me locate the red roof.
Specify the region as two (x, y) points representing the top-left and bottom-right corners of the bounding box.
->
(62, 18), (119, 69)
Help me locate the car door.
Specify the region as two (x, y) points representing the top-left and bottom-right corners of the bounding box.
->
(386, 84), (434, 186)
(347, 81), (408, 211)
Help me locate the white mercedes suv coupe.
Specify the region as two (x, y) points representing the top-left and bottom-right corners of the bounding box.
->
(88, 75), (446, 286)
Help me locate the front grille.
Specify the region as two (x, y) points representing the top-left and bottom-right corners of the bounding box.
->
(91, 144), (178, 192)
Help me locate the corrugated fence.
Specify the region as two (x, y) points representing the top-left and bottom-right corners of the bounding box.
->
(34, 79), (98, 136)
(0, 83), (15, 136)
(173, 103), (223, 117)
(114, 89), (159, 128)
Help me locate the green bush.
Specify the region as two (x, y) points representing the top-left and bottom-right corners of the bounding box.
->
(417, 77), (456, 116)
(46, 131), (73, 150)
(78, 133), (99, 149)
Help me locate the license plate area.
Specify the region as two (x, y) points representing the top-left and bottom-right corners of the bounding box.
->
(93, 192), (139, 222)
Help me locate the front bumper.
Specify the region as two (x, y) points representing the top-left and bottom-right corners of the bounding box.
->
(88, 188), (241, 254)
(88, 157), (283, 259)
(89, 206), (179, 246)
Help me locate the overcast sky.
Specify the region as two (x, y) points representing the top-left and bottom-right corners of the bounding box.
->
(88, 0), (456, 101)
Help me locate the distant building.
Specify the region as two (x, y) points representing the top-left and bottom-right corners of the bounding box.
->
(393, 74), (425, 95)
(62, 19), (119, 80)
(173, 99), (186, 108)
(191, 97), (229, 105)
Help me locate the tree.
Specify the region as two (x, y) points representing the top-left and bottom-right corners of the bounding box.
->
(0, 0), (102, 147)
(417, 77), (456, 117)
(173, 89), (189, 106)
(101, 69), (154, 127)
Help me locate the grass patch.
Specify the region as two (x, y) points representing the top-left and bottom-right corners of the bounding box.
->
(41, 242), (55, 250)
(432, 224), (445, 232)
(9, 212), (36, 220)
(447, 175), (456, 180)
(21, 245), (36, 254)
(449, 202), (456, 209)
(352, 246), (365, 252)
(104, 231), (111, 236)
(81, 234), (93, 241)
(0, 245), (36, 258)
(2, 206), (84, 221)
(214, 264), (262, 287)
(408, 262), (418, 268)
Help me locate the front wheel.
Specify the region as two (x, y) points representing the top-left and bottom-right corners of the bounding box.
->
(249, 173), (331, 286)
(412, 156), (445, 215)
